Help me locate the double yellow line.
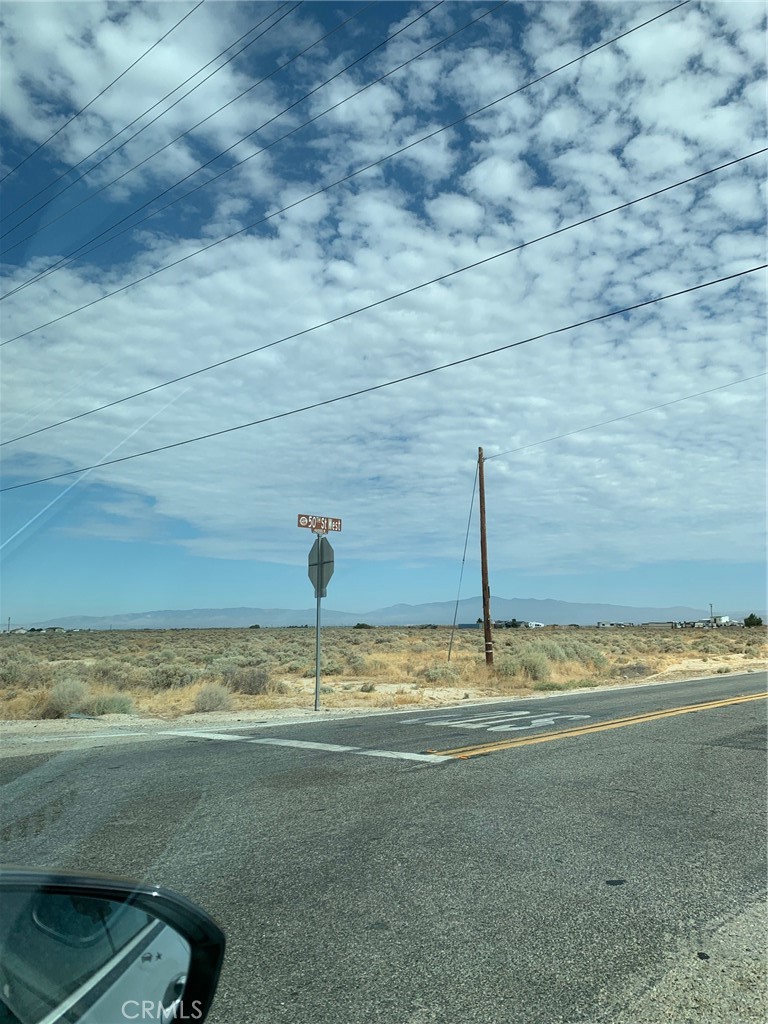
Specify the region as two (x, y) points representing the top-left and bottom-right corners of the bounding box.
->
(428, 691), (768, 760)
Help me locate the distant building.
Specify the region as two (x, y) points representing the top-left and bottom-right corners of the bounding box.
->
(676, 615), (733, 629)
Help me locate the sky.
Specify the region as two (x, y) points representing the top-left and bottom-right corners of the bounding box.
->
(0, 0), (766, 626)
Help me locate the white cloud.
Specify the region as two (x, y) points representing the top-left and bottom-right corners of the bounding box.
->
(1, 0), (765, 597)
(462, 154), (536, 204)
(426, 192), (484, 233)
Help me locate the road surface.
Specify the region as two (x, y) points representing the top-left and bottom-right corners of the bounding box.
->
(2, 673), (766, 1023)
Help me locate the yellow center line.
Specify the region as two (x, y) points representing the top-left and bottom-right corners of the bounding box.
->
(427, 692), (768, 759)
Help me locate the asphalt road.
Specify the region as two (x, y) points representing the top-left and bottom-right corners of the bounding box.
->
(2, 673), (766, 1023)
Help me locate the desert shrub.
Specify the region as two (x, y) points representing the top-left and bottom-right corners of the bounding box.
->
(658, 639), (686, 653)
(223, 665), (271, 695)
(360, 682), (376, 692)
(0, 656), (30, 685)
(86, 659), (138, 688)
(194, 683), (233, 713)
(589, 651), (608, 671)
(346, 653), (367, 673)
(321, 659), (345, 675)
(240, 652), (273, 667)
(532, 640), (567, 662)
(532, 679), (565, 691)
(118, 665), (153, 689)
(558, 640), (607, 669)
(273, 649), (302, 664)
(144, 650), (173, 666)
(498, 652), (551, 682)
(218, 664), (288, 695)
(418, 664), (459, 684)
(149, 664), (201, 689)
(43, 678), (90, 717)
(83, 692), (135, 715)
(557, 639), (596, 661)
(208, 659), (241, 675)
(0, 656), (53, 688)
(494, 656), (520, 678)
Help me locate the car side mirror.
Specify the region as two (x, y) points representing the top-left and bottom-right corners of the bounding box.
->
(0, 869), (225, 1023)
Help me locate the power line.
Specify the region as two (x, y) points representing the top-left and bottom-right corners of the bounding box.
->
(485, 372), (767, 462)
(0, 387), (191, 552)
(2, 147), (762, 442)
(448, 461), (479, 662)
(0, 3), (295, 229)
(0, 0), (206, 184)
(0, 2), (301, 237)
(2, 264), (763, 492)
(2, 0), (393, 252)
(0, 0), (443, 267)
(0, 0), (690, 325)
(445, 368), (766, 644)
(3, 1), (503, 300)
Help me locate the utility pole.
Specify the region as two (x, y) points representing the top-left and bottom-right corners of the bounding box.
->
(478, 447), (493, 666)
(709, 602), (714, 627)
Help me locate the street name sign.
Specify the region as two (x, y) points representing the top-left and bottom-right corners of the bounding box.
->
(297, 514), (342, 533)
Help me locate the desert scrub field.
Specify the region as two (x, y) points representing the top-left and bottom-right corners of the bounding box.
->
(0, 625), (764, 720)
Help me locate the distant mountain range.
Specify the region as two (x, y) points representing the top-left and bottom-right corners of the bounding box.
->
(27, 596), (751, 630)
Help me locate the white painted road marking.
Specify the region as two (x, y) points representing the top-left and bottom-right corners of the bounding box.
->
(158, 731), (247, 741)
(246, 737), (446, 763)
(487, 714), (590, 731)
(403, 710), (591, 732)
(163, 731), (447, 763)
(248, 737), (358, 753)
(357, 749), (447, 763)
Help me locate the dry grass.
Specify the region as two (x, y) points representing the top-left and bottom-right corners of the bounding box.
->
(0, 625), (764, 720)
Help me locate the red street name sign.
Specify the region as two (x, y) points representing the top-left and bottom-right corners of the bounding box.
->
(297, 514), (342, 532)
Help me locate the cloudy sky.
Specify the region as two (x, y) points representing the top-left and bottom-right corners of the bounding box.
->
(1, 0), (765, 625)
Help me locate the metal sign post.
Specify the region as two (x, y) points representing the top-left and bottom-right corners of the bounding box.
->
(302, 515), (340, 711)
(315, 582), (321, 712)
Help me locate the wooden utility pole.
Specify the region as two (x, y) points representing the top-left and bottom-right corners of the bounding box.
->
(478, 447), (493, 666)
